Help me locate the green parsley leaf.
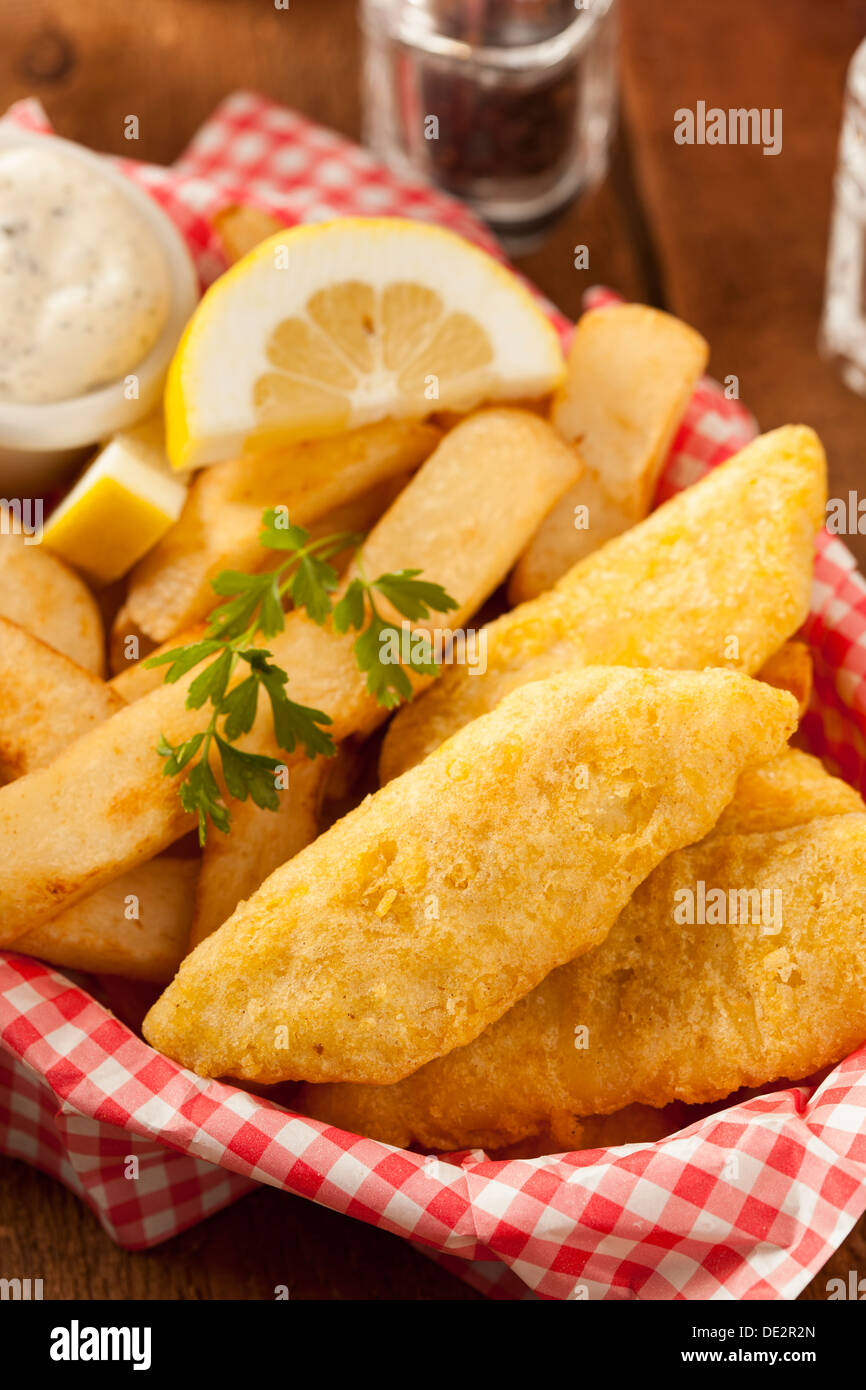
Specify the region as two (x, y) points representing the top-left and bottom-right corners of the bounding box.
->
(258, 663), (335, 758)
(144, 639), (222, 682)
(215, 736), (282, 811)
(149, 505), (456, 841)
(186, 648), (234, 710)
(353, 616), (414, 708)
(219, 673), (261, 740)
(290, 552), (339, 625)
(372, 569), (460, 622)
(179, 760), (231, 840)
(259, 508), (309, 552)
(332, 577), (367, 633)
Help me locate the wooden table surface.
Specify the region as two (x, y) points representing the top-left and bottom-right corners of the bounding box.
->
(2, 0), (865, 1301)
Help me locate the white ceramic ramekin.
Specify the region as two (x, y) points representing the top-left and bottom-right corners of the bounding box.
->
(0, 124), (199, 492)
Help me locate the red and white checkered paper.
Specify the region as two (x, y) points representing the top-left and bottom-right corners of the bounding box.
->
(2, 93), (866, 1302)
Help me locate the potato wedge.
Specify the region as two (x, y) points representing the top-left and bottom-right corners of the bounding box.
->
(0, 617), (122, 780)
(0, 408), (580, 935)
(115, 419), (440, 645)
(509, 305), (708, 602)
(109, 467), (414, 684)
(381, 426), (826, 782)
(189, 755), (328, 950)
(142, 669), (797, 1085)
(213, 204), (284, 263)
(0, 626), (198, 979)
(15, 857), (197, 982)
(509, 465), (635, 604)
(0, 526), (105, 674)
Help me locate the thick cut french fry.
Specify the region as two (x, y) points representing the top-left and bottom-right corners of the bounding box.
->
(15, 857), (198, 982)
(508, 304), (708, 602)
(0, 408), (580, 935)
(343, 409), (580, 627)
(0, 624), (199, 979)
(188, 755), (328, 950)
(299, 752), (865, 1149)
(381, 426), (826, 783)
(0, 618), (122, 780)
(115, 419), (440, 645)
(214, 202), (284, 262)
(213, 205), (285, 264)
(0, 675), (204, 937)
(507, 466), (631, 603)
(142, 670), (797, 1085)
(0, 527), (105, 675)
(109, 468), (415, 688)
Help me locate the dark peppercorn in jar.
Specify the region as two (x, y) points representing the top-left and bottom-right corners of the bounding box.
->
(361, 0), (619, 251)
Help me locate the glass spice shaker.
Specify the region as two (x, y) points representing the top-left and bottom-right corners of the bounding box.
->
(820, 37), (866, 394)
(361, 0), (619, 252)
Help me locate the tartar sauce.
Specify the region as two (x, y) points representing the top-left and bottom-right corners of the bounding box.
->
(0, 144), (171, 404)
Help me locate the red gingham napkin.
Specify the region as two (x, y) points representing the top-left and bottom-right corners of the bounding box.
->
(3, 94), (866, 1301)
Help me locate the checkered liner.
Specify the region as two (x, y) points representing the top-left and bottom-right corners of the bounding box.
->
(2, 94), (866, 1301)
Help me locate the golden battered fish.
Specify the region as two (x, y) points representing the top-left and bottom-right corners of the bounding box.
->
(143, 667), (796, 1085)
(380, 425), (826, 783)
(298, 753), (865, 1149)
(756, 641), (812, 719)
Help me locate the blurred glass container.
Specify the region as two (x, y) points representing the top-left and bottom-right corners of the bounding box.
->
(821, 37), (866, 394)
(361, 0), (619, 251)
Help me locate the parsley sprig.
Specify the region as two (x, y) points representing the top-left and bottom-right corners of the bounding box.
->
(146, 507), (458, 843)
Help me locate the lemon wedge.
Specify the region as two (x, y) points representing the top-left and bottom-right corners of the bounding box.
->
(43, 417), (186, 585)
(165, 217), (565, 470)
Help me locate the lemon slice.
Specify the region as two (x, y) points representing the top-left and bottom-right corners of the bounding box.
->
(165, 217), (565, 469)
(43, 417), (187, 585)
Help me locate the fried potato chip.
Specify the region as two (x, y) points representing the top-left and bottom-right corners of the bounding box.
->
(299, 752), (862, 1149)
(142, 669), (796, 1085)
(0, 408), (581, 934)
(380, 426), (826, 783)
(0, 623), (198, 980)
(116, 419), (440, 644)
(508, 304), (708, 602)
(507, 465), (632, 604)
(0, 617), (122, 780)
(188, 755), (328, 950)
(341, 409), (580, 627)
(15, 856), (197, 982)
(0, 525), (105, 674)
(109, 466), (414, 686)
(213, 204), (285, 263)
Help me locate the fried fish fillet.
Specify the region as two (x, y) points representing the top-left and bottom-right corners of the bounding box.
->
(380, 425), (826, 783)
(299, 752), (865, 1149)
(143, 668), (796, 1085)
(712, 747), (861, 835)
(755, 641), (812, 719)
